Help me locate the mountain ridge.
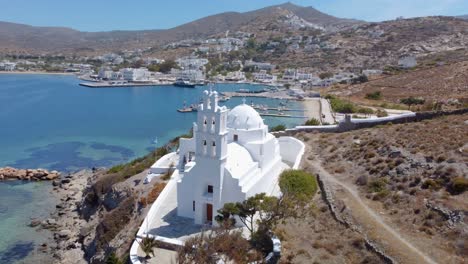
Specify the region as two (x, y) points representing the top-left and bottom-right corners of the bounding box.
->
(0, 2), (361, 54)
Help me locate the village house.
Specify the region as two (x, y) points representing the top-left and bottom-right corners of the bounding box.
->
(0, 61), (16, 71)
(121, 68), (150, 82)
(245, 60), (275, 71)
(253, 70), (277, 83)
(225, 71), (246, 82)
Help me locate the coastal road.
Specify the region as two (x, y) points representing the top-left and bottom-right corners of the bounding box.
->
(319, 98), (335, 124)
(302, 98), (335, 125)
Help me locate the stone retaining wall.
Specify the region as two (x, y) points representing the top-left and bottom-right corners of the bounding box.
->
(316, 174), (397, 264)
(274, 108), (468, 136)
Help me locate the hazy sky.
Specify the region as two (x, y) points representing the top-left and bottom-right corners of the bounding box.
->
(0, 0), (466, 31)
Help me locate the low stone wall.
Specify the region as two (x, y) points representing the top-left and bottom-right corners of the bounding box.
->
(277, 136), (305, 169)
(316, 174), (396, 264)
(278, 108), (468, 136)
(130, 170), (181, 264)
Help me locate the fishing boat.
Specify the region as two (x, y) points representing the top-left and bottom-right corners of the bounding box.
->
(174, 78), (196, 88)
(218, 95), (230, 102)
(177, 103), (198, 113)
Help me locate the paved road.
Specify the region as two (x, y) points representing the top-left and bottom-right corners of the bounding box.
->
(319, 98), (335, 124)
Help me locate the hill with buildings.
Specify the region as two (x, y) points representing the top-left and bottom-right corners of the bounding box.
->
(0, 3), (361, 55)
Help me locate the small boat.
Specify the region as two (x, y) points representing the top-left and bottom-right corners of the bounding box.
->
(218, 96), (230, 102)
(174, 78), (196, 88)
(177, 104), (198, 113)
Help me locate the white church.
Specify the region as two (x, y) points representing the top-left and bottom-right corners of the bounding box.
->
(176, 90), (304, 225)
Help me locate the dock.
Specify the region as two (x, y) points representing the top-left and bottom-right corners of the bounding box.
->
(222, 91), (297, 100)
(259, 113), (306, 118)
(79, 82), (173, 88)
(253, 106), (303, 112)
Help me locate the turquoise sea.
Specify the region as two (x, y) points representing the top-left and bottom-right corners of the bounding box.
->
(0, 74), (306, 262)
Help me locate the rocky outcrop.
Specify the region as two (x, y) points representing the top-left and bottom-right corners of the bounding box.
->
(0, 167), (60, 181)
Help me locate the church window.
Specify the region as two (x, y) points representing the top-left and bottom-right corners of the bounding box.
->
(233, 134), (238, 141)
(203, 140), (207, 146)
(193, 201), (195, 211)
(208, 185), (213, 193)
(212, 141), (216, 146)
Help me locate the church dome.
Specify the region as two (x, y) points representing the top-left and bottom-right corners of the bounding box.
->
(227, 103), (264, 130)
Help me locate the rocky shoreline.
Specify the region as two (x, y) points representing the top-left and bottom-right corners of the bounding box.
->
(26, 169), (94, 264)
(0, 167), (61, 181)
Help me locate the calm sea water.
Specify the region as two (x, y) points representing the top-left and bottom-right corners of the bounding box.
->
(0, 74), (304, 172)
(0, 74), (305, 262)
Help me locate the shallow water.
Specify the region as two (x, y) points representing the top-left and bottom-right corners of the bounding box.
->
(0, 181), (56, 263)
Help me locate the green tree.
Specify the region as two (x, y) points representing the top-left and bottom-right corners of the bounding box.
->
(400, 97), (425, 110)
(319, 72), (333, 79)
(365, 91), (382, 100)
(279, 169), (317, 202)
(246, 37), (257, 49)
(158, 60), (179, 73)
(106, 252), (124, 264)
(270, 124), (286, 132)
(305, 118), (320, 126)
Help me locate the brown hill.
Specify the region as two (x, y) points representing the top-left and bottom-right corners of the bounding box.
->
(330, 60), (468, 109)
(0, 2), (360, 55)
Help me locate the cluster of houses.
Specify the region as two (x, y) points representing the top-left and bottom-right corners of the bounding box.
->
(97, 67), (151, 82)
(0, 60), (16, 71)
(166, 31), (254, 54)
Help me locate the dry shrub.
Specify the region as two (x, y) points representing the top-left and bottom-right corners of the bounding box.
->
(95, 196), (135, 251)
(147, 182), (167, 204)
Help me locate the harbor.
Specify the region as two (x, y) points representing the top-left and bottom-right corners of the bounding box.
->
(79, 81), (174, 88)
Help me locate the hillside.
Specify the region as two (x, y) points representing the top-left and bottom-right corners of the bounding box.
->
(262, 16), (468, 71)
(0, 3), (359, 55)
(293, 113), (468, 263)
(327, 59), (468, 110)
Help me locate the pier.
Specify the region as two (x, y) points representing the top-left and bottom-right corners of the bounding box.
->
(259, 113), (306, 118)
(79, 82), (173, 88)
(222, 91), (297, 100)
(253, 106), (303, 112)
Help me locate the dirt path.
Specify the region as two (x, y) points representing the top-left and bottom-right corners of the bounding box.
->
(305, 157), (438, 264)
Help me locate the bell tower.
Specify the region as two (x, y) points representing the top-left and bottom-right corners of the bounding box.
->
(195, 90), (228, 160)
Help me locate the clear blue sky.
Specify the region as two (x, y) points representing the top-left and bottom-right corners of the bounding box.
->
(0, 0), (466, 31)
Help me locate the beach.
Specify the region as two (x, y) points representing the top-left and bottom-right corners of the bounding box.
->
(301, 98), (322, 121)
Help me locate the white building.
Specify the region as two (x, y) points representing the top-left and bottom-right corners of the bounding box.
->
(176, 91), (295, 225)
(0, 61), (16, 71)
(98, 67), (113, 80)
(362, 69), (383, 77)
(121, 68), (150, 82)
(245, 60), (275, 71)
(253, 70), (277, 83)
(176, 57), (209, 69)
(225, 71), (246, 81)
